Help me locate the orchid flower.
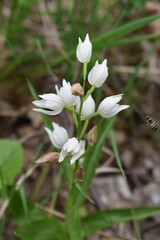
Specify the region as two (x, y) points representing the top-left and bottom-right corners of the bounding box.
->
(45, 122), (69, 149)
(88, 59), (108, 88)
(59, 137), (85, 165)
(98, 94), (129, 118)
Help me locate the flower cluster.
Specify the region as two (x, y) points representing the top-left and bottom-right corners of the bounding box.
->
(33, 33), (129, 165)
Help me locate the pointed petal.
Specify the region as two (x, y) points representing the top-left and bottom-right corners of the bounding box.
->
(33, 108), (62, 115)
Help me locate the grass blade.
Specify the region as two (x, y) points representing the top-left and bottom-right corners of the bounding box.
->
(49, 15), (160, 68)
(75, 118), (115, 207)
(82, 206), (160, 235)
(93, 14), (160, 48)
(75, 182), (95, 205)
(105, 32), (160, 48)
(109, 129), (126, 179)
(19, 185), (28, 219)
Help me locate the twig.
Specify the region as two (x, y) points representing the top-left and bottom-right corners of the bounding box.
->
(15, 165), (38, 190)
(113, 65), (160, 84)
(102, 146), (115, 167)
(97, 230), (137, 240)
(0, 198), (9, 220)
(96, 167), (120, 175)
(20, 129), (45, 144)
(36, 204), (65, 220)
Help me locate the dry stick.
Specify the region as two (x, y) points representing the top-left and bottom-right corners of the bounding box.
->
(20, 129), (45, 144)
(102, 146), (115, 167)
(113, 65), (160, 84)
(95, 146), (121, 175)
(97, 230), (137, 240)
(31, 164), (50, 201)
(95, 167), (120, 175)
(36, 204), (65, 220)
(15, 165), (38, 190)
(0, 198), (9, 221)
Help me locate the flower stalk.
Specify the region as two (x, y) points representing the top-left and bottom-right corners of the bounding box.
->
(77, 62), (88, 140)
(31, 33), (130, 240)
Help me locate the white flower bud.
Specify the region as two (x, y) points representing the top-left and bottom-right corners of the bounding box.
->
(82, 95), (95, 117)
(98, 94), (129, 118)
(88, 59), (108, 88)
(76, 33), (92, 63)
(76, 95), (95, 117)
(45, 122), (69, 149)
(72, 83), (83, 96)
(35, 152), (59, 164)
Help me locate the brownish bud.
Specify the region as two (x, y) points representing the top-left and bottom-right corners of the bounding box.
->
(72, 83), (83, 96)
(75, 166), (85, 182)
(35, 152), (59, 164)
(86, 125), (97, 146)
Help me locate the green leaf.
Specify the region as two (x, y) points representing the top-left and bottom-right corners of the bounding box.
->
(0, 139), (24, 186)
(15, 216), (67, 240)
(27, 79), (52, 130)
(75, 118), (115, 207)
(82, 207), (160, 235)
(61, 157), (73, 186)
(65, 179), (84, 240)
(19, 185), (29, 218)
(105, 33), (160, 48)
(109, 129), (126, 179)
(49, 15), (160, 68)
(12, 191), (68, 239)
(93, 14), (160, 48)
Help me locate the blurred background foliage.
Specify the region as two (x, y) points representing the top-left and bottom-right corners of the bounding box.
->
(0, 0), (160, 98)
(1, 0), (160, 239)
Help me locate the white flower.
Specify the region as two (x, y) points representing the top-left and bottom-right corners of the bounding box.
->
(45, 122), (69, 149)
(33, 93), (63, 115)
(82, 95), (95, 117)
(76, 95), (95, 117)
(98, 94), (129, 118)
(88, 59), (108, 88)
(55, 79), (78, 106)
(76, 33), (92, 63)
(59, 137), (85, 164)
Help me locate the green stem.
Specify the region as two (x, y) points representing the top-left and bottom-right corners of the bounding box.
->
(64, 104), (77, 114)
(82, 62), (87, 91)
(83, 85), (96, 101)
(72, 112), (78, 128)
(80, 120), (89, 139)
(65, 170), (84, 240)
(77, 62), (88, 140)
(82, 111), (99, 121)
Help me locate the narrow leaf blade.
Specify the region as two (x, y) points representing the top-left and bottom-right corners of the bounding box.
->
(110, 129), (126, 179)
(82, 207), (160, 235)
